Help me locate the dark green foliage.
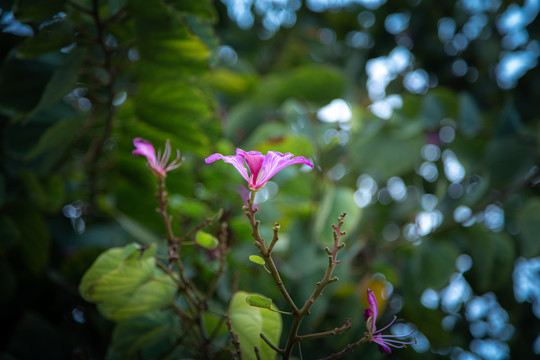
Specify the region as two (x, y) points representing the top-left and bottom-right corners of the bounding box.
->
(1, 0), (540, 359)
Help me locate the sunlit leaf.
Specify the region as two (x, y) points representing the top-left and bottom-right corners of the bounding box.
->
(246, 294), (273, 309)
(249, 255), (265, 266)
(195, 231), (219, 250)
(313, 184), (360, 244)
(79, 243), (176, 321)
(229, 291), (282, 360)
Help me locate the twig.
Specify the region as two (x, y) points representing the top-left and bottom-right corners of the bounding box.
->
(297, 318), (352, 341)
(226, 316), (243, 360)
(316, 337), (368, 360)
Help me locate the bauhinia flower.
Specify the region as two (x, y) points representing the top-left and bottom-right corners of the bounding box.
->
(132, 137), (183, 177)
(205, 148), (313, 190)
(364, 289), (416, 354)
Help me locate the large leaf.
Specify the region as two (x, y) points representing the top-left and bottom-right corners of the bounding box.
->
(20, 48), (86, 122)
(111, 310), (181, 359)
(313, 184), (361, 244)
(79, 243), (176, 321)
(351, 128), (423, 179)
(485, 135), (535, 189)
(263, 64), (346, 104)
(229, 291), (282, 360)
(466, 226), (515, 292)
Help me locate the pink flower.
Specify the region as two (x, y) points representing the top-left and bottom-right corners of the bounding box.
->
(132, 138), (183, 177)
(364, 289), (416, 354)
(205, 149), (313, 190)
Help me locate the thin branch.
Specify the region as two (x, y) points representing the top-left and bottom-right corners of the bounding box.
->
(260, 333), (284, 354)
(316, 337), (368, 360)
(297, 318), (352, 341)
(245, 191), (299, 315)
(226, 316), (243, 360)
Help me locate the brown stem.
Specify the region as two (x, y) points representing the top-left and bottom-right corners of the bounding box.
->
(297, 318), (352, 341)
(245, 191), (298, 315)
(282, 213), (347, 358)
(226, 316), (243, 360)
(244, 190), (349, 359)
(316, 337), (368, 360)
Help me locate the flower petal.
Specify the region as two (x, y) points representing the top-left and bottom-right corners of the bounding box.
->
(367, 289), (379, 331)
(133, 138), (159, 170)
(254, 151), (313, 189)
(205, 152), (251, 184)
(237, 149), (264, 184)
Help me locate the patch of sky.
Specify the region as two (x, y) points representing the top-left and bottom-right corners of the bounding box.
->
(369, 95), (403, 119)
(513, 256), (540, 318)
(483, 204), (504, 232)
(421, 144), (441, 162)
(218, 45), (238, 65)
(0, 10), (34, 36)
(403, 69), (429, 94)
(387, 176), (407, 202)
(452, 348), (482, 360)
(452, 59), (469, 77)
(456, 254), (473, 273)
(384, 12), (410, 35)
(440, 273), (472, 313)
(317, 98), (352, 123)
(354, 174), (377, 208)
(421, 288), (440, 310)
(442, 149), (466, 183)
(421, 194), (438, 211)
(496, 48), (539, 89)
(357, 10), (375, 28)
(346, 31), (374, 49)
(415, 210), (443, 236)
(411, 331), (430, 353)
(470, 339), (509, 360)
(495, 0), (540, 88)
(454, 205), (472, 224)
(418, 161), (439, 182)
(63, 200), (86, 234)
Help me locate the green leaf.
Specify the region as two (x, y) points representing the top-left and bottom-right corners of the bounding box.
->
(517, 199), (540, 257)
(466, 226), (515, 292)
(17, 19), (75, 57)
(111, 310), (181, 359)
(79, 243), (176, 321)
(351, 129), (423, 179)
(313, 185), (361, 244)
(264, 64), (346, 104)
(195, 231), (219, 250)
(229, 291), (282, 360)
(249, 255), (265, 266)
(26, 116), (81, 164)
(485, 135), (535, 189)
(22, 48), (86, 121)
(246, 295), (273, 309)
(408, 240), (459, 292)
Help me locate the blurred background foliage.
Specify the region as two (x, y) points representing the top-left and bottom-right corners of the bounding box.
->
(1, 0), (539, 359)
